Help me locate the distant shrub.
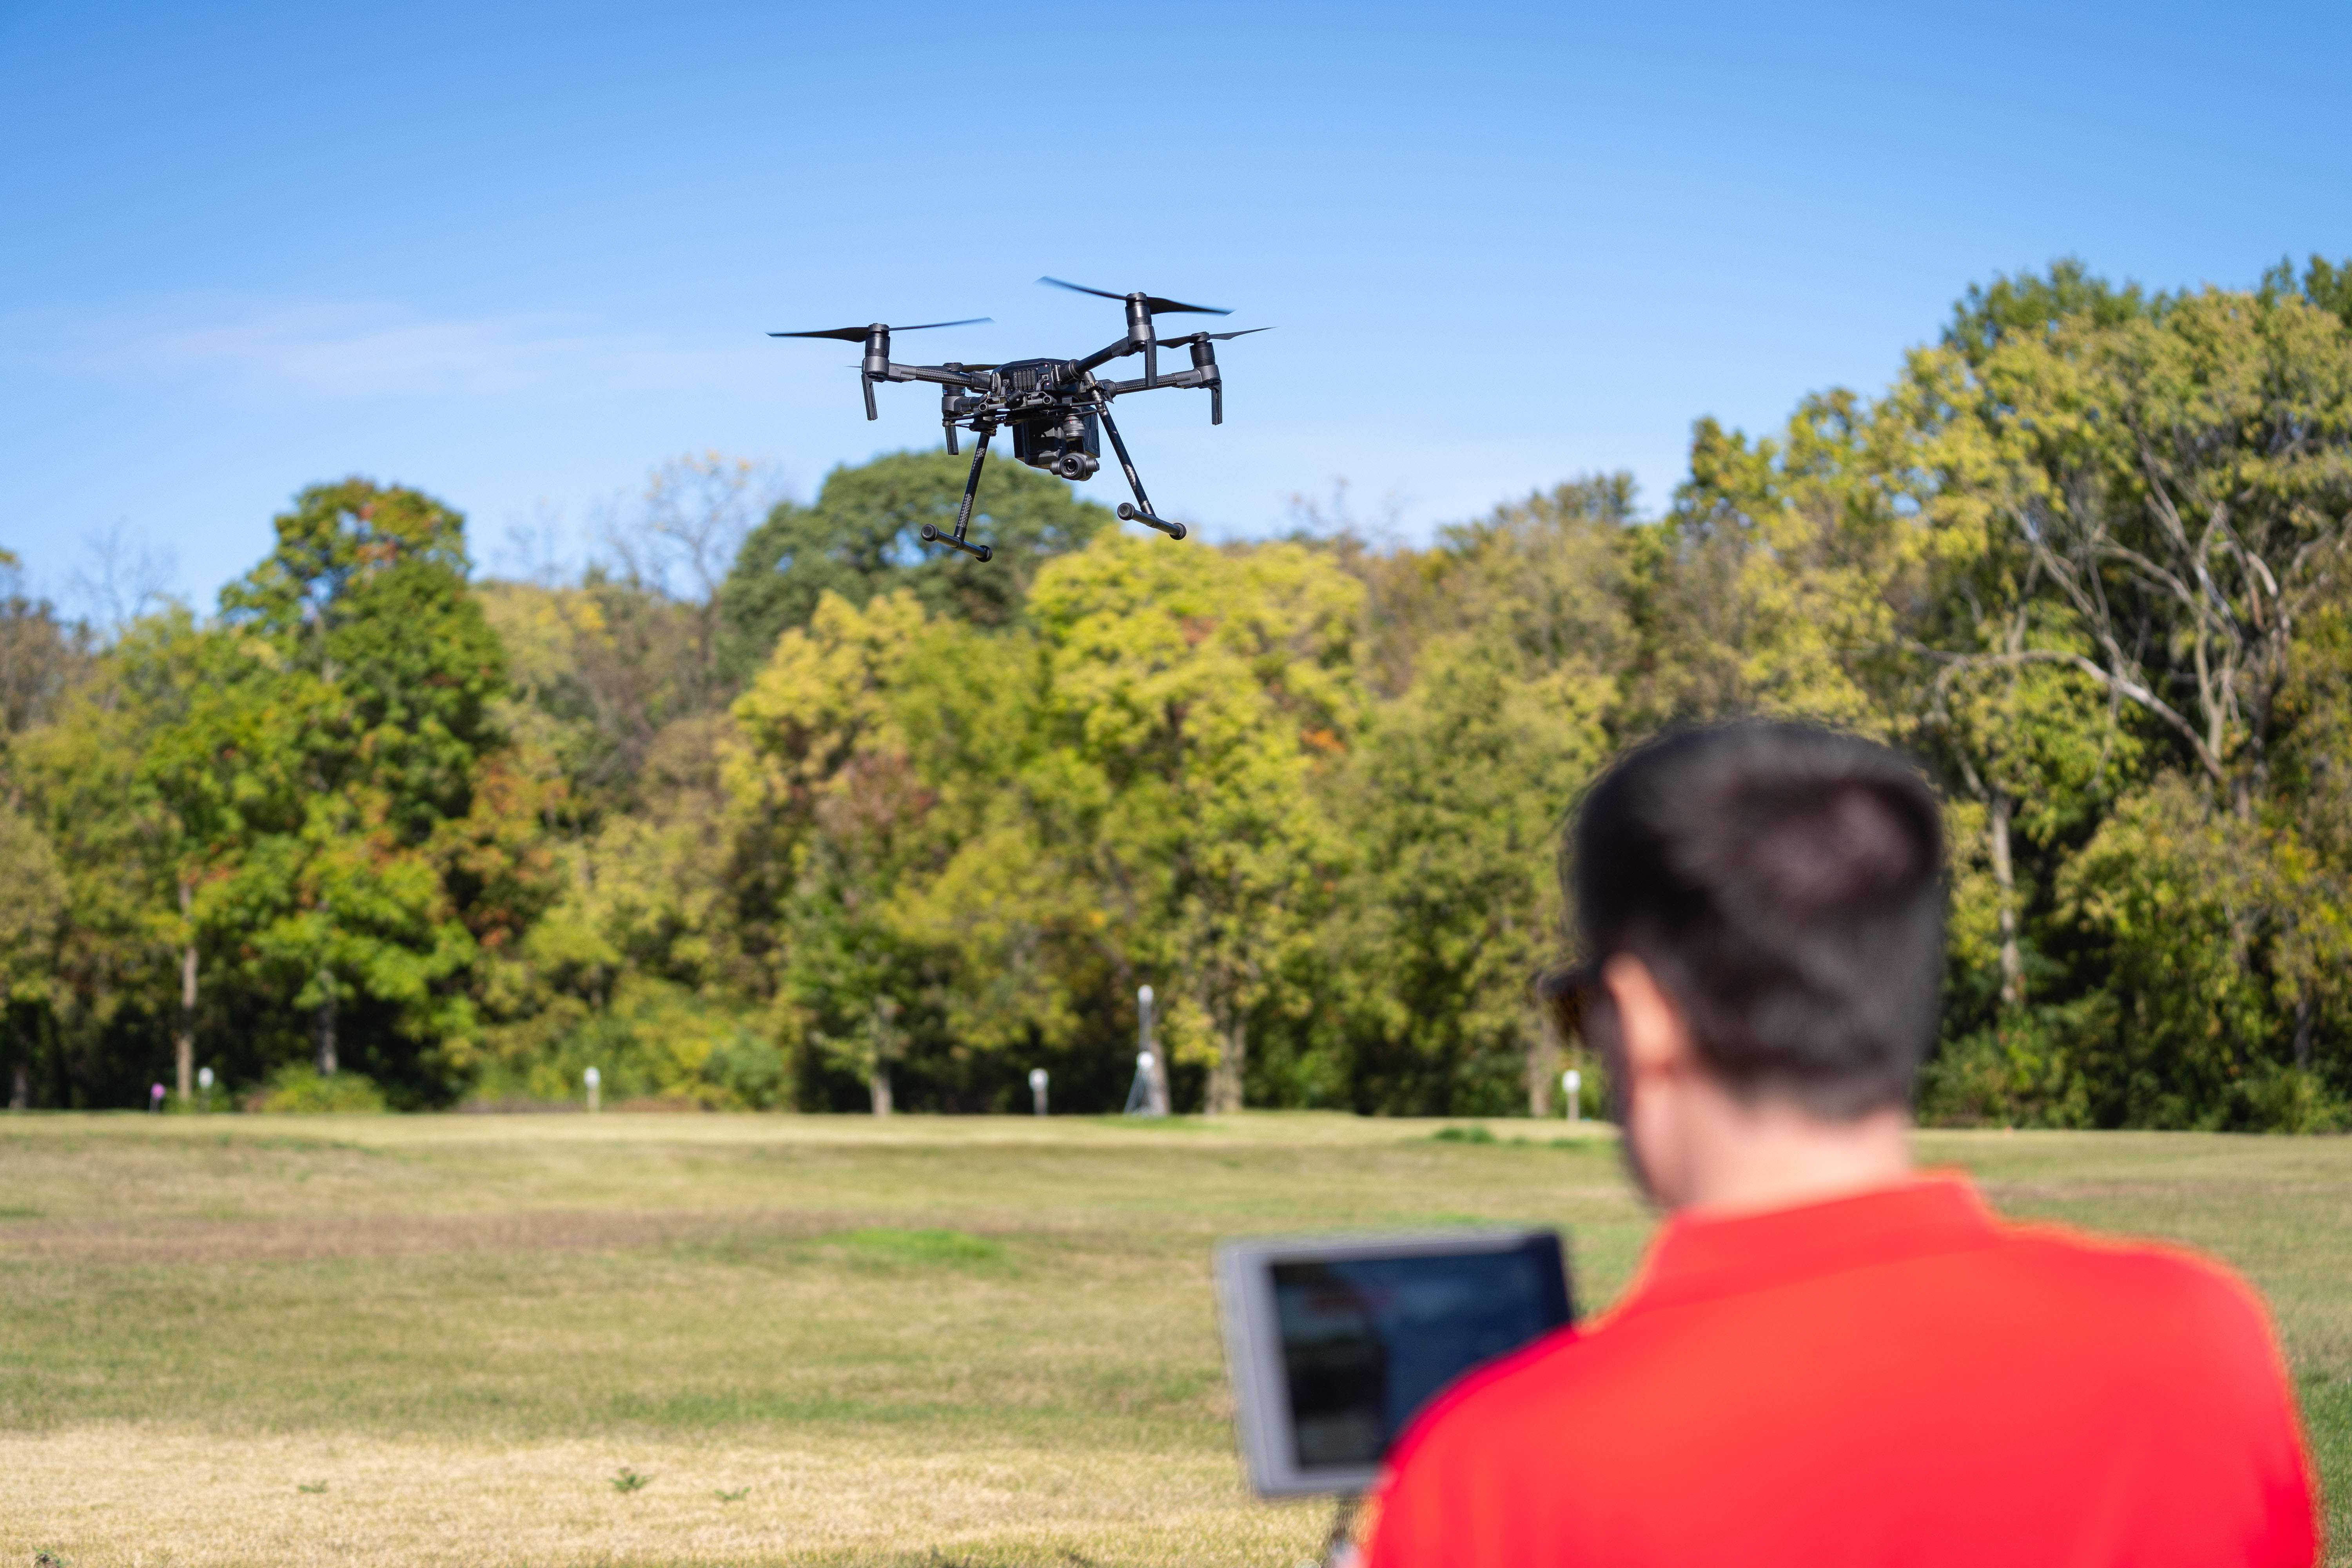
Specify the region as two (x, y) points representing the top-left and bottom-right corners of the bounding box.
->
(471, 976), (788, 1111)
(1431, 1124), (1497, 1144)
(2234, 1063), (2349, 1134)
(250, 1065), (389, 1114)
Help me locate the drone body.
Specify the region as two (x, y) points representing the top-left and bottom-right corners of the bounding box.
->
(770, 279), (1265, 562)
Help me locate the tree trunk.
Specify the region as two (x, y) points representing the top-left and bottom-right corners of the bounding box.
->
(1207, 1014), (1246, 1115)
(314, 975), (338, 1076)
(174, 880), (197, 1103)
(2294, 998), (2314, 1073)
(868, 1062), (893, 1117)
(9, 1060), (25, 1111)
(1989, 791), (2025, 1011)
(1528, 1004), (1560, 1118)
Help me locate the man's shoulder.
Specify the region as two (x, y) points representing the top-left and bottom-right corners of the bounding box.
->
(1980, 1205), (2253, 1298)
(1981, 1214), (2282, 1357)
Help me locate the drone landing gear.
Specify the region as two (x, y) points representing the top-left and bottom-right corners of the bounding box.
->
(919, 424), (995, 562)
(1098, 404), (1187, 540)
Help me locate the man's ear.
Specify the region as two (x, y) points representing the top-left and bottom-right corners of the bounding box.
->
(1602, 954), (1695, 1085)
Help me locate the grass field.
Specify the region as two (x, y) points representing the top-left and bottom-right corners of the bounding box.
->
(1, 1112), (2345, 1566)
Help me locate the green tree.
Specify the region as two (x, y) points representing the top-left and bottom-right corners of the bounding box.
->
(1325, 479), (1628, 1114)
(1022, 535), (1362, 1112)
(730, 590), (985, 1111)
(1938, 281), (2352, 1120)
(1882, 316), (2147, 1110)
(198, 479), (520, 1101)
(0, 795), (66, 1109)
(7, 610), (222, 1108)
(717, 449), (1112, 676)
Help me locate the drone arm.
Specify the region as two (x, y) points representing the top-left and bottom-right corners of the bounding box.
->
(885, 363), (992, 389)
(1103, 357), (1221, 422)
(1095, 405), (1185, 541)
(1071, 336), (1139, 377)
(1099, 367), (1211, 396)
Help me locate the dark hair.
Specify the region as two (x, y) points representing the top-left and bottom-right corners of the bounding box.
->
(1566, 722), (1946, 1119)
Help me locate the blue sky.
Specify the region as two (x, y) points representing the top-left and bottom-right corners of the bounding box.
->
(3, 0), (2347, 613)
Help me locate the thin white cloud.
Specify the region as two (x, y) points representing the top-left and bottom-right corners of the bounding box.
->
(1, 296), (757, 399)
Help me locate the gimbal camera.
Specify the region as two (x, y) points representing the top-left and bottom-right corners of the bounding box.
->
(770, 278), (1265, 561)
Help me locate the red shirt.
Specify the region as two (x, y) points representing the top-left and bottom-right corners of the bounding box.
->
(1364, 1177), (2316, 1568)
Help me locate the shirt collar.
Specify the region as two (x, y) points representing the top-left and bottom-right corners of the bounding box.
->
(1610, 1174), (2000, 1319)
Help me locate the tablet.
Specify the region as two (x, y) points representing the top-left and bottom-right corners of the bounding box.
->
(1216, 1228), (1574, 1496)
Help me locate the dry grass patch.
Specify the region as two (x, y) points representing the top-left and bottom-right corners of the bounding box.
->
(0, 1426), (1325, 1566)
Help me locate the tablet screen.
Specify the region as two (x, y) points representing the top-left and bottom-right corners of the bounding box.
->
(1270, 1238), (1570, 1467)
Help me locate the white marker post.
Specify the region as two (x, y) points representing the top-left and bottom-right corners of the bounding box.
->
(584, 1065), (601, 1113)
(1563, 1069), (1582, 1125)
(1124, 1051), (1159, 1116)
(1028, 1067), (1049, 1117)
(1139, 984), (1170, 1116)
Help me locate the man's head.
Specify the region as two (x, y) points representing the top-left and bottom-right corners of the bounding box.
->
(1561, 722), (1945, 1207)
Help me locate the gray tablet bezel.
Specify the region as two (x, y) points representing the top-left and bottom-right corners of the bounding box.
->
(1214, 1227), (1570, 1498)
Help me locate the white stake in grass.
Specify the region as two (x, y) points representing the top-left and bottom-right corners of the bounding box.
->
(1124, 1051), (1160, 1116)
(1136, 984), (1170, 1116)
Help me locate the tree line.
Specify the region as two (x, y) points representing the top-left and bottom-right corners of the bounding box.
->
(4, 256), (2350, 1127)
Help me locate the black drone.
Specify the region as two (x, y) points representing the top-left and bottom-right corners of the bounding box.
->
(769, 277), (1265, 561)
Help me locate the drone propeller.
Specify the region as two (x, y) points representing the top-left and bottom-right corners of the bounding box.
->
(1155, 327), (1272, 348)
(1037, 278), (1229, 317)
(767, 318), (990, 341)
(1042, 279), (1231, 384)
(769, 318), (988, 419)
